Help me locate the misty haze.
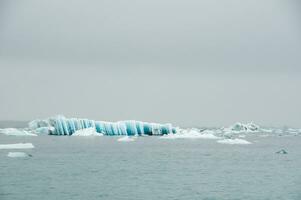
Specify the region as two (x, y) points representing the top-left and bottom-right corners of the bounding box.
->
(0, 1), (301, 200)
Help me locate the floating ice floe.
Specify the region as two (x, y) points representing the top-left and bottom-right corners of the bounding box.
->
(160, 129), (221, 139)
(7, 152), (32, 158)
(217, 138), (252, 145)
(117, 136), (137, 142)
(0, 143), (35, 150)
(28, 115), (176, 136)
(0, 128), (37, 136)
(72, 127), (103, 136)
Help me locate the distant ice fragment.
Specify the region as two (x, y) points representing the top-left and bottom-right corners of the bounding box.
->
(0, 143), (35, 150)
(276, 149), (288, 154)
(0, 128), (37, 136)
(117, 136), (136, 142)
(7, 152), (32, 158)
(72, 128), (103, 136)
(217, 138), (252, 145)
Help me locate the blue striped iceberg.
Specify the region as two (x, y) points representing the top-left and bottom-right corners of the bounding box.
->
(29, 116), (176, 136)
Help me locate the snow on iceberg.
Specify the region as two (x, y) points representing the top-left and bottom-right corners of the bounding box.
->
(29, 115), (176, 136)
(217, 138), (252, 145)
(7, 152), (32, 158)
(72, 127), (103, 136)
(0, 143), (35, 150)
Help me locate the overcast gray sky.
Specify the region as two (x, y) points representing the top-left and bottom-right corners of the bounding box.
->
(0, 0), (300, 127)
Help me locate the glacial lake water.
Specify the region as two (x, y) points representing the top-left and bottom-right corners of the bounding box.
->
(1, 135), (301, 200)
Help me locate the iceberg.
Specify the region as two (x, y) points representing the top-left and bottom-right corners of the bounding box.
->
(0, 143), (35, 150)
(23, 117), (301, 138)
(223, 122), (260, 133)
(29, 115), (176, 136)
(220, 122), (273, 137)
(0, 128), (37, 136)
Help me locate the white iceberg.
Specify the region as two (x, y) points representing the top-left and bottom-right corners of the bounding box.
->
(72, 127), (103, 136)
(160, 129), (220, 139)
(7, 152), (32, 158)
(223, 122), (260, 133)
(0, 128), (37, 136)
(220, 122), (274, 138)
(217, 138), (252, 145)
(0, 143), (35, 150)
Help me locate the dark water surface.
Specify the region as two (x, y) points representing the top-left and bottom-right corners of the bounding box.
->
(1, 135), (301, 200)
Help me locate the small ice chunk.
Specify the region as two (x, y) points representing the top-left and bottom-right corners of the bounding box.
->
(0, 128), (37, 136)
(7, 152), (32, 158)
(217, 138), (252, 145)
(0, 143), (35, 150)
(117, 136), (136, 142)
